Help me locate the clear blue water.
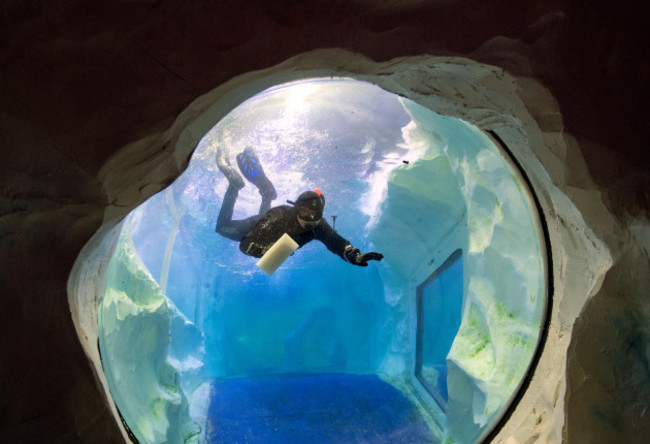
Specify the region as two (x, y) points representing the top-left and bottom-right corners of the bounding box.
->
(126, 80), (450, 441)
(100, 78), (547, 443)
(130, 79), (415, 380)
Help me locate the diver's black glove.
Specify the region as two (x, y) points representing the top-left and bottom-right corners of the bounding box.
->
(344, 245), (384, 267)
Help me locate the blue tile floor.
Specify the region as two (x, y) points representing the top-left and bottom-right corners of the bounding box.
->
(202, 373), (435, 443)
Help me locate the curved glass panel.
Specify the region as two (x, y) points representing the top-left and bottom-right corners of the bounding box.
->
(97, 78), (547, 443)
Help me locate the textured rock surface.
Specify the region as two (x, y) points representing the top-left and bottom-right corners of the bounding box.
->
(1, 1), (649, 442)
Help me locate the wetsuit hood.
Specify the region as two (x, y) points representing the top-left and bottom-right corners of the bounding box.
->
(288, 188), (325, 226)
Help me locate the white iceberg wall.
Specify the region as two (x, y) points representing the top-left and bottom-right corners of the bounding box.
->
(98, 216), (204, 444)
(368, 118), (467, 379)
(402, 100), (546, 443)
(367, 98), (546, 442)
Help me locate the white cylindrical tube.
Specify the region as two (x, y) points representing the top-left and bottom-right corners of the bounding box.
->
(256, 233), (299, 276)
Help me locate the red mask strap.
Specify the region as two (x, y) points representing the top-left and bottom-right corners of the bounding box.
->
(314, 188), (325, 207)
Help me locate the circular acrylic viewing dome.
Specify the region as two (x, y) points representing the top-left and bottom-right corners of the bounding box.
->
(96, 78), (548, 443)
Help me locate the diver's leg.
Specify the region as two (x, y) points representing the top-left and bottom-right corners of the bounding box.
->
(216, 183), (263, 241)
(258, 192), (273, 215)
(216, 147), (245, 190)
(215, 183), (243, 240)
(215, 145), (250, 240)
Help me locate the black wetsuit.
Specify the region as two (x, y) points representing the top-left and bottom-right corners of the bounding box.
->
(239, 205), (349, 258)
(216, 184), (349, 259)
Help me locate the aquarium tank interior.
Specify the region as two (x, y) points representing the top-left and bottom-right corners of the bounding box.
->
(97, 78), (548, 443)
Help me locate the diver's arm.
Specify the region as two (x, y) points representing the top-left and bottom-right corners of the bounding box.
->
(316, 220), (383, 266)
(315, 219), (349, 259)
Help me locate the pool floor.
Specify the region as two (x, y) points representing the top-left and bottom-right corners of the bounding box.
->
(202, 373), (435, 443)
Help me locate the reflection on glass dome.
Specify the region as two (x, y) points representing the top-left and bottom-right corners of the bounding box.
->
(97, 78), (547, 443)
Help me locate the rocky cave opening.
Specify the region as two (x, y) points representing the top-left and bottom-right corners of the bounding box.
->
(70, 69), (556, 443)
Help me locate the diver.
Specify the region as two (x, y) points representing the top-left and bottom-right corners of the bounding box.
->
(215, 147), (384, 267)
